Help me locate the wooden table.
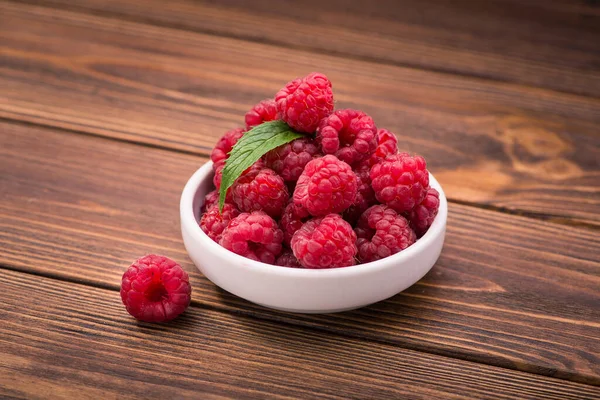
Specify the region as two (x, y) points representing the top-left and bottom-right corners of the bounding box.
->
(1, 1), (599, 398)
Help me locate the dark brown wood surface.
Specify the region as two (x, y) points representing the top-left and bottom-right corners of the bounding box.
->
(2, 121), (599, 386)
(1, 0), (599, 398)
(15, 0), (600, 97)
(1, 2), (600, 226)
(4, 269), (599, 400)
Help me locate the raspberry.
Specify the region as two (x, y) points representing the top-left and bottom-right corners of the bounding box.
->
(220, 211), (283, 264)
(293, 155), (358, 216)
(200, 203), (240, 242)
(406, 187), (440, 237)
(370, 153), (429, 212)
(120, 255), (192, 323)
(245, 99), (278, 130)
(211, 128), (245, 171)
(275, 72), (334, 133)
(202, 190), (219, 213)
(369, 128), (398, 166)
(263, 137), (321, 182)
(280, 201), (311, 246)
(317, 109), (377, 165)
(343, 161), (377, 225)
(275, 249), (303, 268)
(355, 205), (416, 263)
(291, 214), (357, 269)
(232, 167), (288, 218)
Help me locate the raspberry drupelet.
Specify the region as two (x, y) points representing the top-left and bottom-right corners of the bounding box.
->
(120, 255), (192, 323)
(275, 72), (334, 133)
(370, 153), (429, 213)
(293, 155), (358, 216)
(263, 137), (321, 182)
(355, 205), (416, 263)
(317, 109), (377, 166)
(291, 214), (357, 269)
(406, 187), (440, 237)
(219, 211), (283, 264)
(245, 99), (278, 130)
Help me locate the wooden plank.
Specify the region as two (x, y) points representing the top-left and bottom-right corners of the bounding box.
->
(17, 0), (600, 97)
(3, 270), (598, 400)
(1, 122), (598, 385)
(1, 2), (599, 225)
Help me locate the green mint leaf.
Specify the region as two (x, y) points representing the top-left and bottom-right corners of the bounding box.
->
(218, 120), (303, 211)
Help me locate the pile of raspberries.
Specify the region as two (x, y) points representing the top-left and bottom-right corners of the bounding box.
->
(201, 72), (440, 269)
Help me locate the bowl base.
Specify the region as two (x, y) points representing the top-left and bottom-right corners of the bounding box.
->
(252, 302), (370, 314)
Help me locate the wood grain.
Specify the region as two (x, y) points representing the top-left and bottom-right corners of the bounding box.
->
(1, 121), (598, 385)
(1, 2), (600, 225)
(17, 0), (600, 97)
(3, 269), (599, 400)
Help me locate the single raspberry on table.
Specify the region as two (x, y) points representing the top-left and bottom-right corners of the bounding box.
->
(317, 109), (377, 165)
(220, 211), (283, 264)
(263, 137), (321, 182)
(231, 167), (288, 218)
(275, 249), (303, 268)
(245, 99), (278, 130)
(200, 203), (240, 242)
(210, 128), (245, 171)
(343, 160), (377, 225)
(120, 255), (192, 323)
(368, 128), (398, 166)
(279, 201), (311, 246)
(201, 190), (219, 213)
(275, 72), (334, 133)
(291, 214), (357, 269)
(406, 187), (440, 237)
(370, 153), (429, 212)
(293, 155), (358, 216)
(355, 205), (416, 263)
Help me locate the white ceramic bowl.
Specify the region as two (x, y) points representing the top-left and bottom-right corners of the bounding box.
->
(181, 161), (447, 313)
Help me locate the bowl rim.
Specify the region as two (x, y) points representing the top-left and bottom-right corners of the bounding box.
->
(181, 160), (447, 278)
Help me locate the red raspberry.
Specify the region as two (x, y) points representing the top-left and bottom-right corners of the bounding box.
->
(199, 203), (240, 242)
(291, 214), (357, 269)
(245, 99), (278, 130)
(275, 72), (334, 133)
(220, 211), (283, 264)
(120, 255), (192, 323)
(280, 201), (311, 246)
(406, 187), (440, 237)
(355, 205), (416, 263)
(317, 109), (377, 165)
(293, 155), (358, 216)
(368, 128), (398, 166)
(343, 161), (377, 225)
(275, 249), (303, 268)
(211, 128), (245, 171)
(231, 167), (288, 218)
(202, 190), (219, 213)
(263, 137), (321, 182)
(370, 153), (429, 212)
